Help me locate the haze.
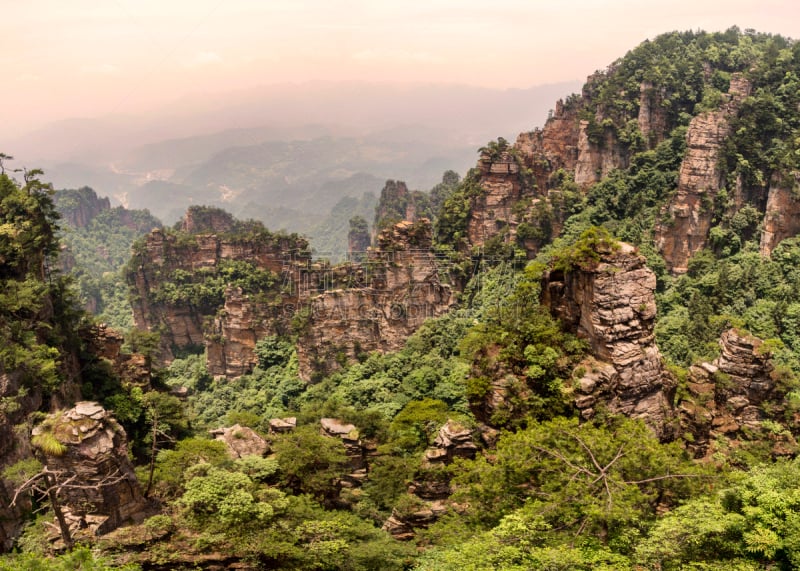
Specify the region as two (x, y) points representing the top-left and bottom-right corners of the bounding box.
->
(4, 0), (799, 141)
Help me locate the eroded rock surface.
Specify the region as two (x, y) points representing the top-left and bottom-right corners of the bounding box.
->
(32, 402), (148, 537)
(541, 243), (675, 436)
(211, 424), (270, 458)
(760, 172), (800, 256)
(655, 76), (751, 273)
(297, 219), (453, 379)
(679, 329), (796, 457)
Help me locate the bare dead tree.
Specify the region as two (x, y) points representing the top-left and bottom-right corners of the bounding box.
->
(10, 466), (127, 550)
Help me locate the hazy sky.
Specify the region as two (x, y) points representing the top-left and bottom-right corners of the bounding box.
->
(3, 0), (800, 138)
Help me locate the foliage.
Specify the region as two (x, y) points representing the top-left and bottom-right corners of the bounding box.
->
(447, 417), (710, 537)
(460, 262), (586, 426)
(0, 547), (141, 571)
(53, 187), (161, 329)
(272, 425), (351, 503)
(0, 171), (68, 393)
(635, 458), (800, 569)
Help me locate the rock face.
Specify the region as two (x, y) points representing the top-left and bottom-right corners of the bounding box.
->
(82, 324), (151, 387)
(637, 82), (669, 148)
(206, 287), (285, 378)
(179, 206), (235, 234)
(679, 330), (795, 458)
(56, 187), (110, 228)
(373, 180), (422, 238)
(423, 420), (477, 466)
(211, 424), (270, 458)
(32, 402), (149, 537)
(319, 418), (369, 487)
(465, 81), (633, 253)
(655, 76), (751, 273)
(541, 243), (675, 436)
(466, 148), (527, 248)
(760, 172), (800, 256)
(127, 213), (309, 363)
(297, 219), (453, 379)
(573, 119), (628, 187)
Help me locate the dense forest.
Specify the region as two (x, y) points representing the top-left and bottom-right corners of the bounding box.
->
(3, 27), (800, 570)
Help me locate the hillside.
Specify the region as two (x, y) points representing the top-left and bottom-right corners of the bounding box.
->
(4, 28), (800, 570)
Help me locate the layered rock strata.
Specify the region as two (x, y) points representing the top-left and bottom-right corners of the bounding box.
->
(127, 217), (309, 362)
(760, 172), (800, 256)
(319, 418), (369, 487)
(541, 243), (675, 437)
(32, 402), (148, 538)
(655, 75), (751, 273)
(297, 219), (453, 379)
(679, 329), (796, 457)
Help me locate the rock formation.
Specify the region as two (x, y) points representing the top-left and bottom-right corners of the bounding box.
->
(541, 242), (675, 437)
(127, 214), (309, 362)
(760, 172), (800, 256)
(679, 329), (796, 458)
(297, 219), (453, 379)
(319, 418), (368, 487)
(31, 402), (149, 538)
(211, 424), (270, 458)
(637, 82), (669, 148)
(56, 187), (110, 229)
(179, 205), (236, 234)
(466, 147), (526, 248)
(423, 420), (478, 466)
(655, 75), (751, 273)
(82, 324), (151, 388)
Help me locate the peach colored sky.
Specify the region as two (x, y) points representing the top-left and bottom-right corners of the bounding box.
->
(3, 0), (799, 138)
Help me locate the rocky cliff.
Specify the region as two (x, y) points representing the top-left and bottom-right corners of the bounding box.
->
(127, 209), (310, 362)
(54, 187), (111, 229)
(541, 242), (675, 437)
(655, 76), (751, 273)
(679, 329), (796, 458)
(297, 219), (454, 379)
(760, 172), (800, 256)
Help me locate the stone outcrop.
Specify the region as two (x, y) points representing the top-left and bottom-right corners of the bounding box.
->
(679, 329), (796, 458)
(573, 119), (627, 187)
(637, 82), (669, 148)
(382, 500), (448, 541)
(268, 417), (297, 434)
(541, 242), (675, 436)
(205, 287), (283, 378)
(297, 219), (453, 379)
(319, 418), (368, 487)
(179, 205), (235, 234)
(373, 180), (422, 238)
(56, 187), (110, 229)
(127, 213), (310, 363)
(655, 75), (751, 273)
(466, 148), (526, 247)
(32, 402), (149, 538)
(423, 420), (477, 466)
(211, 424), (270, 458)
(82, 324), (151, 387)
(760, 172), (800, 256)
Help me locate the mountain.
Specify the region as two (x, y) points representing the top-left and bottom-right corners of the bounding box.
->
(5, 27), (800, 571)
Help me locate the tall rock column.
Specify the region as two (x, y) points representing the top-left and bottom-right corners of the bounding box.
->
(655, 76), (751, 273)
(541, 243), (675, 437)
